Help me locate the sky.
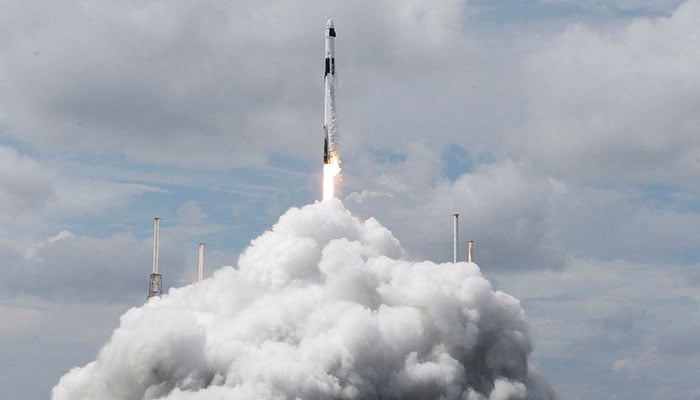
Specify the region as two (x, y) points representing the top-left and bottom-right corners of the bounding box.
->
(1, 0), (699, 398)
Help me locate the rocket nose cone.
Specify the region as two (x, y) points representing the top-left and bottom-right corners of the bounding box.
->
(326, 19), (334, 29)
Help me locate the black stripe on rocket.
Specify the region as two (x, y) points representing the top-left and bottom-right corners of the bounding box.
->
(324, 56), (334, 163)
(325, 58), (335, 76)
(324, 127), (330, 164)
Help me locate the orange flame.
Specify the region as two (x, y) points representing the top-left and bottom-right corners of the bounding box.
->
(322, 155), (341, 201)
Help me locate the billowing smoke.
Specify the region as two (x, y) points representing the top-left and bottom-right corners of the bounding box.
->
(52, 200), (556, 400)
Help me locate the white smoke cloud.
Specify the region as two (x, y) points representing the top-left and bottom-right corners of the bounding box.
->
(52, 200), (556, 400)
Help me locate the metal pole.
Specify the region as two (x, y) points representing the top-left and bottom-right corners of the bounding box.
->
(198, 243), (205, 282)
(148, 217), (163, 299)
(153, 217), (160, 274)
(453, 214), (459, 263)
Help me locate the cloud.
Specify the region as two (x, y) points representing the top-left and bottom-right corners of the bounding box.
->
(2, 1), (310, 165)
(1, 2), (699, 399)
(518, 0), (700, 185)
(493, 257), (700, 399)
(0, 144), (169, 248)
(533, 0), (683, 16)
(347, 156), (568, 271)
(0, 296), (135, 400)
(0, 303), (43, 338)
(550, 184), (700, 263)
(0, 146), (55, 214)
(655, 326), (700, 356)
(0, 197), (247, 304)
(176, 201), (209, 226)
(1, 230), (156, 302)
(0, 0), (484, 168)
(56, 179), (166, 213)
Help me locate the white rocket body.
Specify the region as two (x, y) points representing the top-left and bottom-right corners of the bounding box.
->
(323, 19), (336, 164)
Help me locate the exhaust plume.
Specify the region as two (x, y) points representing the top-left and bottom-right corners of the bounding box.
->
(323, 155), (341, 201)
(52, 200), (556, 400)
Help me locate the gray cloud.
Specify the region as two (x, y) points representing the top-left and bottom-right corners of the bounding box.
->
(494, 257), (700, 400)
(1, 231), (149, 301)
(550, 184), (700, 263)
(1, 2), (700, 399)
(656, 326), (700, 356)
(346, 156), (568, 271)
(0, 297), (133, 400)
(517, 0), (700, 186)
(0, 146), (55, 214)
(2, 1), (317, 165)
(0, 225), (216, 302)
(1, 0), (490, 168)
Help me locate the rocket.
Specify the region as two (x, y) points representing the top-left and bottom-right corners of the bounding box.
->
(323, 19), (336, 164)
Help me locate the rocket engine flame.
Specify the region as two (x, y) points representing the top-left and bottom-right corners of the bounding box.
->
(322, 154), (341, 201)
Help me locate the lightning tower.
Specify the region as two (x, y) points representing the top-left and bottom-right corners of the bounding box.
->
(453, 214), (459, 263)
(147, 217), (162, 299)
(198, 243), (205, 282)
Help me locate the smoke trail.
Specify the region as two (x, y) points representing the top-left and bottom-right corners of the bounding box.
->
(52, 200), (556, 400)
